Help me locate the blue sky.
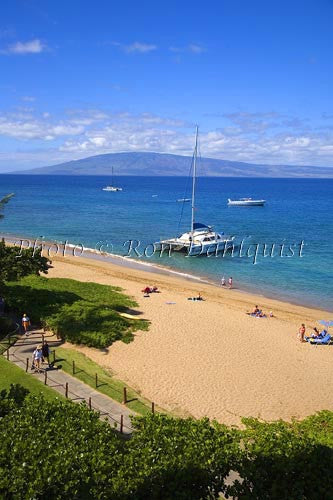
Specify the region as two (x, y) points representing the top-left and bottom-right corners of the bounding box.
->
(0, 0), (333, 171)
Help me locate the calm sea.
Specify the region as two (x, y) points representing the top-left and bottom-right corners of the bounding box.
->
(0, 174), (332, 310)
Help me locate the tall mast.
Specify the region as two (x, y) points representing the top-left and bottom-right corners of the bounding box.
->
(191, 125), (199, 233)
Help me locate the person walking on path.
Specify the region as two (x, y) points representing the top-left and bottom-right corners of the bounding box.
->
(22, 313), (31, 336)
(42, 341), (50, 367)
(228, 277), (233, 289)
(32, 345), (43, 373)
(0, 297), (5, 315)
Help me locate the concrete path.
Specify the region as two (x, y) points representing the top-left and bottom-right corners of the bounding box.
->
(4, 330), (134, 434)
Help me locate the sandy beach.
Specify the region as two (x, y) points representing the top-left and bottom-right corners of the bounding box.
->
(47, 254), (333, 425)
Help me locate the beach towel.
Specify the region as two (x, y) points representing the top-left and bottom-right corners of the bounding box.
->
(309, 334), (331, 345)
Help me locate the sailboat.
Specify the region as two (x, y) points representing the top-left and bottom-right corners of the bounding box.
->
(158, 126), (232, 256)
(102, 166), (123, 191)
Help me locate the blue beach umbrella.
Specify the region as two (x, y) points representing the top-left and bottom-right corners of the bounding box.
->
(318, 320), (333, 329)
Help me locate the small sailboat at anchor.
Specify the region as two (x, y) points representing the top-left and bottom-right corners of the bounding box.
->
(158, 126), (233, 256)
(102, 166), (123, 191)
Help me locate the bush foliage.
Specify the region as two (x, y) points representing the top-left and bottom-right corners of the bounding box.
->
(4, 275), (148, 348)
(0, 386), (332, 499)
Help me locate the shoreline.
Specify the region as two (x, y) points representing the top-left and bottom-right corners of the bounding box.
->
(1, 231), (329, 313)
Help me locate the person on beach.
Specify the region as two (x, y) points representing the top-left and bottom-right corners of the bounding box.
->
(253, 305), (260, 315)
(32, 345), (43, 373)
(42, 341), (50, 366)
(228, 277), (233, 289)
(221, 276), (226, 287)
(298, 323), (306, 342)
(22, 313), (31, 336)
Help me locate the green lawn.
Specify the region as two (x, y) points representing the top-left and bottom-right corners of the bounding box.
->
(0, 356), (65, 401)
(4, 276), (149, 348)
(53, 347), (159, 416)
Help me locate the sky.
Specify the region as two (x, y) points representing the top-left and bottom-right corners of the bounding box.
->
(0, 0), (333, 172)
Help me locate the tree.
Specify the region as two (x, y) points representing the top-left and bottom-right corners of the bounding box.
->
(0, 193), (15, 219)
(0, 240), (51, 293)
(0, 193), (50, 292)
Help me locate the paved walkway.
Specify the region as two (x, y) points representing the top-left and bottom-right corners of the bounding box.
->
(4, 330), (134, 434)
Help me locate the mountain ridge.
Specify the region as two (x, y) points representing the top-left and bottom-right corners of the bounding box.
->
(7, 151), (333, 178)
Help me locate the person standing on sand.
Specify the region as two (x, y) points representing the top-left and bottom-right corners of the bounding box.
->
(221, 276), (226, 287)
(298, 323), (306, 342)
(22, 313), (31, 336)
(228, 277), (233, 289)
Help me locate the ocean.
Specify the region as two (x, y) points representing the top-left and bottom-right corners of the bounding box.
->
(0, 174), (332, 310)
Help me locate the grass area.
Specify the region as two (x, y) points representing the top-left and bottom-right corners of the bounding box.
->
(0, 356), (65, 402)
(4, 276), (149, 348)
(53, 346), (158, 416)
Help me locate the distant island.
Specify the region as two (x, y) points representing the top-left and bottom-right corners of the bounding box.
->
(8, 151), (333, 177)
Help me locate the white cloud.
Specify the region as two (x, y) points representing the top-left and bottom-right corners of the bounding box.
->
(21, 96), (36, 102)
(1, 39), (45, 55)
(112, 41), (157, 53)
(0, 107), (332, 168)
(169, 44), (206, 54)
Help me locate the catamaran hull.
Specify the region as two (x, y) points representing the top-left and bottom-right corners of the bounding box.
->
(157, 239), (235, 256)
(228, 199), (265, 206)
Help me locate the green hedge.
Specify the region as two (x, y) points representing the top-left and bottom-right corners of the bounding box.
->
(4, 276), (148, 348)
(0, 386), (332, 499)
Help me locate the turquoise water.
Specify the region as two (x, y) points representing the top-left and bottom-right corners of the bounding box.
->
(0, 174), (332, 310)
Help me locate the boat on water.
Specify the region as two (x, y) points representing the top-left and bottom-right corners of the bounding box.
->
(177, 198), (191, 202)
(158, 127), (233, 256)
(102, 166), (123, 192)
(228, 197), (266, 206)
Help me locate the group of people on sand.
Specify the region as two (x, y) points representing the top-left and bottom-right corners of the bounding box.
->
(32, 341), (51, 373)
(298, 324), (328, 343)
(221, 276), (233, 289)
(142, 286), (159, 297)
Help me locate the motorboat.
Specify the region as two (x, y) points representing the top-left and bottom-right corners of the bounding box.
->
(228, 197), (265, 206)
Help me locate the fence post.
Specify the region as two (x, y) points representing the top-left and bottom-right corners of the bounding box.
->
(42, 334), (45, 345)
(6, 348), (9, 360)
(53, 350), (56, 364)
(89, 397), (92, 410)
(65, 382), (68, 398)
(95, 373), (98, 388)
(120, 414), (124, 434)
(72, 360), (75, 375)
(152, 402), (155, 414)
(123, 387), (127, 405)
(44, 370), (47, 385)
(26, 357), (29, 372)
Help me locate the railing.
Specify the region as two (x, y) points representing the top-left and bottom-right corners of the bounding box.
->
(0, 321), (20, 356)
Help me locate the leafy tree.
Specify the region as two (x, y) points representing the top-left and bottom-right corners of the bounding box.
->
(0, 388), (332, 500)
(227, 416), (333, 500)
(0, 193), (14, 219)
(0, 239), (51, 293)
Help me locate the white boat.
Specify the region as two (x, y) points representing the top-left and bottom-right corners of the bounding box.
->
(103, 186), (122, 192)
(228, 197), (265, 206)
(102, 166), (123, 191)
(158, 127), (233, 256)
(177, 198), (191, 202)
